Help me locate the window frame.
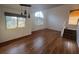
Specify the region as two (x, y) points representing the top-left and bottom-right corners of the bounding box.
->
(5, 12), (26, 29)
(69, 10), (79, 25)
(34, 11), (44, 25)
(17, 17), (26, 28)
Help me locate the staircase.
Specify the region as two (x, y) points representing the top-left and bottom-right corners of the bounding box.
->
(63, 29), (76, 41)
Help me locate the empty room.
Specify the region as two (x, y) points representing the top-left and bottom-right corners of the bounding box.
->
(0, 4), (79, 54)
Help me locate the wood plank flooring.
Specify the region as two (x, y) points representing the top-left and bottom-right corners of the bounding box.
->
(0, 29), (78, 54)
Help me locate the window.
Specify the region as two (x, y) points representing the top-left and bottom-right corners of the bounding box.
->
(5, 12), (26, 29)
(69, 10), (79, 25)
(6, 16), (17, 29)
(18, 17), (25, 28)
(35, 11), (44, 25)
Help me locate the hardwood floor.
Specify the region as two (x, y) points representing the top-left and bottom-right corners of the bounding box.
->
(0, 29), (78, 54)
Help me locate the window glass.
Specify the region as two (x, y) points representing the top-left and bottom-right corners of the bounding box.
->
(35, 11), (44, 18)
(69, 16), (79, 25)
(18, 17), (26, 28)
(6, 16), (17, 29)
(69, 11), (79, 25)
(35, 17), (44, 25)
(6, 16), (26, 29)
(35, 11), (44, 25)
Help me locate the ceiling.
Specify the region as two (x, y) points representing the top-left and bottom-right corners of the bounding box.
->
(0, 4), (63, 12)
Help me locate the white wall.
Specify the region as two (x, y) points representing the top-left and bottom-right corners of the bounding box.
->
(46, 5), (68, 32)
(0, 7), (33, 43)
(46, 5), (79, 32)
(31, 11), (47, 31)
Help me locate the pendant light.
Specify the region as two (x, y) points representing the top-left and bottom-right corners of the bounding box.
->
(28, 13), (30, 18)
(24, 10), (27, 15)
(21, 5), (23, 16)
(20, 4), (32, 18)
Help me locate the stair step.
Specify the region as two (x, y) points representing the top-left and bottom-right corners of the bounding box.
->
(63, 29), (76, 41)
